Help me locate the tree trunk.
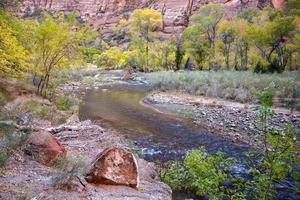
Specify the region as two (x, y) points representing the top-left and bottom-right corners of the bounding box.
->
(37, 78), (43, 95)
(234, 41), (238, 70)
(146, 39), (149, 72)
(225, 43), (231, 69)
(43, 74), (50, 97)
(145, 27), (149, 72)
(33, 73), (36, 85)
(39, 73), (48, 96)
(244, 45), (248, 70)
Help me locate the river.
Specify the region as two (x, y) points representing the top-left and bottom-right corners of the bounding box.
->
(79, 84), (250, 162)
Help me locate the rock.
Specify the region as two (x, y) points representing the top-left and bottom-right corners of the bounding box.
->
(16, 113), (32, 125)
(25, 130), (66, 165)
(85, 147), (139, 188)
(122, 69), (135, 81)
(66, 114), (80, 123)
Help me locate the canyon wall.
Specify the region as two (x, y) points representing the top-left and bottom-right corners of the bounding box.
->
(18, 0), (285, 37)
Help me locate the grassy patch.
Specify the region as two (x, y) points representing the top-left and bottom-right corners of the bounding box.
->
(51, 155), (87, 191)
(0, 123), (31, 168)
(55, 95), (77, 111)
(0, 86), (14, 107)
(173, 108), (196, 118)
(147, 71), (300, 104)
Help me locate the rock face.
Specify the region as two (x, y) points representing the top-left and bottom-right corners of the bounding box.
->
(25, 130), (67, 165)
(85, 147), (139, 188)
(19, 0), (146, 33)
(18, 0), (283, 38)
(272, 0), (286, 8)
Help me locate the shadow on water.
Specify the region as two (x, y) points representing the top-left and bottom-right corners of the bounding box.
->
(79, 84), (250, 162)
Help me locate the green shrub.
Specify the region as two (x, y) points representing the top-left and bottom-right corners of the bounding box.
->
(0, 86), (14, 107)
(160, 147), (241, 199)
(160, 162), (186, 191)
(147, 71), (300, 105)
(55, 95), (77, 111)
(0, 151), (9, 167)
(51, 155), (87, 190)
(23, 100), (52, 118)
(0, 123), (31, 168)
(0, 92), (7, 106)
(247, 92), (300, 199)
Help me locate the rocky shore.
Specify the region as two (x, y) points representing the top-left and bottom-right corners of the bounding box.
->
(144, 91), (300, 148)
(0, 76), (172, 200)
(0, 120), (171, 200)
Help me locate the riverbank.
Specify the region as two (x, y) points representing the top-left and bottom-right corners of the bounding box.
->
(144, 91), (300, 148)
(0, 79), (172, 200)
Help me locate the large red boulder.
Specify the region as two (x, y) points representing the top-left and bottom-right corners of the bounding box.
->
(25, 130), (66, 165)
(85, 147), (139, 188)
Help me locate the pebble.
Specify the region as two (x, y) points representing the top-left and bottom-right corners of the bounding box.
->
(147, 93), (300, 147)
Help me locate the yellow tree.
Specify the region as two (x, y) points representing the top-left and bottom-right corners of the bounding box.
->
(0, 10), (28, 77)
(129, 8), (162, 71)
(33, 13), (95, 96)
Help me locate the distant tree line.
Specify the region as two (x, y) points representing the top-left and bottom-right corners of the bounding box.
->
(94, 0), (300, 73)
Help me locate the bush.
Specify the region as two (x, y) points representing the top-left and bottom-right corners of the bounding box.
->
(51, 155), (87, 190)
(147, 71), (300, 104)
(22, 100), (53, 118)
(0, 151), (9, 168)
(160, 147), (242, 199)
(160, 162), (186, 191)
(0, 86), (14, 107)
(55, 95), (77, 111)
(0, 123), (31, 168)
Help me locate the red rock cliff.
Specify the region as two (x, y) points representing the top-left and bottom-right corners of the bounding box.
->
(18, 0), (284, 36)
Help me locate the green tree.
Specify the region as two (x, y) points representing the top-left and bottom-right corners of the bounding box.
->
(232, 18), (251, 70)
(175, 37), (184, 71)
(0, 0), (20, 10)
(238, 8), (259, 23)
(247, 11), (296, 72)
(218, 20), (236, 69)
(182, 25), (210, 70)
(191, 3), (224, 68)
(283, 0), (300, 16)
(129, 8), (162, 71)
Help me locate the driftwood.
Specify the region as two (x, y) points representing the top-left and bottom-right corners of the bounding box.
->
(47, 125), (82, 134)
(0, 120), (31, 132)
